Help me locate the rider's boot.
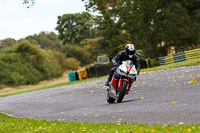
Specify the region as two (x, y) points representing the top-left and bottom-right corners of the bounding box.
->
(105, 71), (113, 86)
(105, 75), (112, 86)
(105, 67), (118, 86)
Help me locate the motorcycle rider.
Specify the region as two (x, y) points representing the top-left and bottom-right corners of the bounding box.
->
(105, 44), (140, 86)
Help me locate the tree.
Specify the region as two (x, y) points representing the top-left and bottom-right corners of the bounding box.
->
(24, 32), (62, 50)
(160, 2), (192, 53)
(23, 0), (200, 57)
(56, 12), (97, 45)
(22, 0), (35, 8)
(83, 0), (200, 57)
(0, 38), (16, 49)
(83, 0), (133, 57)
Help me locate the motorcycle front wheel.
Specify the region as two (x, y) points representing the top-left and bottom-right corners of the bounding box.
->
(117, 81), (128, 103)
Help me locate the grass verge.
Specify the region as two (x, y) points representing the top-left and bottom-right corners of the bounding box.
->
(0, 76), (107, 97)
(0, 113), (200, 133)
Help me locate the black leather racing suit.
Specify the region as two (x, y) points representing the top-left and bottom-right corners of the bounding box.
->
(106, 50), (140, 84)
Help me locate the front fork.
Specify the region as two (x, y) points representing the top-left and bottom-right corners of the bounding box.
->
(109, 72), (133, 98)
(118, 78), (132, 93)
(112, 76), (132, 93)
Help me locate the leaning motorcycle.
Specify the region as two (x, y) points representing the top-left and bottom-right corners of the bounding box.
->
(107, 60), (137, 103)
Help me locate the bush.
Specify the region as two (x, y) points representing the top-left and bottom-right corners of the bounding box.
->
(63, 45), (92, 66)
(0, 54), (43, 86)
(150, 58), (160, 67)
(51, 50), (81, 71)
(0, 41), (64, 87)
(136, 50), (146, 61)
(37, 60), (63, 80)
(65, 58), (80, 71)
(51, 50), (69, 71)
(15, 40), (45, 67)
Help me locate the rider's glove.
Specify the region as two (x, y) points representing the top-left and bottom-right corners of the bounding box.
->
(113, 63), (118, 67)
(112, 60), (118, 67)
(136, 69), (140, 75)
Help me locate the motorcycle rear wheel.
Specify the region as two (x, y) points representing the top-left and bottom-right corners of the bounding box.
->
(107, 92), (115, 103)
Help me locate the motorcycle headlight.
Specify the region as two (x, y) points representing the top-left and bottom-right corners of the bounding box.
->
(117, 69), (127, 76)
(129, 74), (136, 79)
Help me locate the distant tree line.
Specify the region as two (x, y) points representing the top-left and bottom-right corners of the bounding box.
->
(22, 0), (200, 58)
(82, 0), (200, 58)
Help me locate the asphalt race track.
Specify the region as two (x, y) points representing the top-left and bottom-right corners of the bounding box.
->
(0, 66), (200, 124)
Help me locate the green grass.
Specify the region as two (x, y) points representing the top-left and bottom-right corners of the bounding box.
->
(0, 113), (200, 133)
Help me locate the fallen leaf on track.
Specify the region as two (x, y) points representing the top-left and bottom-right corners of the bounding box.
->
(189, 77), (197, 84)
(95, 115), (100, 118)
(172, 101), (176, 104)
(183, 77), (197, 85)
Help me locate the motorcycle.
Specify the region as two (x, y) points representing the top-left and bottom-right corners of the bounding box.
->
(107, 60), (137, 103)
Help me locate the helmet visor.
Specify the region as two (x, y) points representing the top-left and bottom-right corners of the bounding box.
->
(127, 50), (135, 55)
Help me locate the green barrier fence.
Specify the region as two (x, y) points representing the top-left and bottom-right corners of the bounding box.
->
(158, 48), (200, 65)
(185, 49), (200, 60)
(164, 55), (174, 65)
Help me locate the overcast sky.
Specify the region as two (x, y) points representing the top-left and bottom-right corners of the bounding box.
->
(0, 0), (86, 40)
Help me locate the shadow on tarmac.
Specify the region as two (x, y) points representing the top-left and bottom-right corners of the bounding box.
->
(102, 98), (142, 106)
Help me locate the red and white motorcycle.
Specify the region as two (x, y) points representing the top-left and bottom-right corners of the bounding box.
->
(107, 60), (137, 103)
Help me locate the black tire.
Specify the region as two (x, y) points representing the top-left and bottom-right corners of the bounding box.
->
(117, 81), (128, 103)
(107, 92), (115, 103)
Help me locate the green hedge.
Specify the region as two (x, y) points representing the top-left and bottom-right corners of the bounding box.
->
(0, 41), (63, 88)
